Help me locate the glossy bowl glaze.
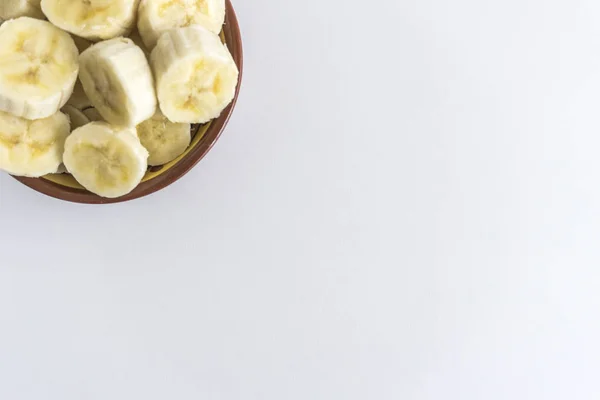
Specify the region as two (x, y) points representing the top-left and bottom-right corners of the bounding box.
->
(13, 0), (243, 204)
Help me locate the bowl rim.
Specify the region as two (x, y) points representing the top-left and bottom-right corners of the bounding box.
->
(12, 0), (244, 204)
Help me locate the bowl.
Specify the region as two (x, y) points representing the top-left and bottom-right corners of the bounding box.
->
(13, 0), (243, 204)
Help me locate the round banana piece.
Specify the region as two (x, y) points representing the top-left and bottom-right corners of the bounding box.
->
(0, 17), (79, 120)
(63, 122), (149, 198)
(41, 0), (139, 41)
(79, 37), (157, 126)
(61, 105), (90, 130)
(138, 0), (225, 50)
(137, 111), (191, 165)
(0, 110), (70, 177)
(150, 26), (238, 123)
(0, 0), (45, 20)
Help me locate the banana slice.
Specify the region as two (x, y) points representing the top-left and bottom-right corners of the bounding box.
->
(66, 80), (92, 110)
(137, 111), (191, 165)
(150, 26), (238, 123)
(0, 17), (79, 120)
(0, 0), (45, 20)
(138, 0), (225, 50)
(41, 0), (139, 41)
(61, 104), (90, 130)
(63, 122), (148, 198)
(82, 107), (103, 121)
(0, 110), (70, 177)
(80, 37), (157, 126)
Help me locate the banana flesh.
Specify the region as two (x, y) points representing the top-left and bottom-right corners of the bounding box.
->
(63, 121), (148, 198)
(0, 17), (79, 120)
(151, 25), (238, 123)
(0, 0), (240, 199)
(41, 0), (139, 41)
(138, 0), (224, 50)
(137, 111), (191, 165)
(79, 37), (156, 126)
(0, 110), (70, 177)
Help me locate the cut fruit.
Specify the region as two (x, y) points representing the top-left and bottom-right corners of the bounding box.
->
(138, 0), (225, 50)
(79, 37), (156, 126)
(63, 121), (148, 198)
(41, 0), (139, 41)
(137, 111), (191, 165)
(0, 17), (79, 120)
(150, 26), (238, 123)
(0, 110), (70, 177)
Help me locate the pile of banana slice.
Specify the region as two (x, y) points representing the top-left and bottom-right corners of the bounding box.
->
(0, 0), (238, 198)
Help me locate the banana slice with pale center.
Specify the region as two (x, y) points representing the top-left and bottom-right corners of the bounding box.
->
(137, 111), (191, 165)
(138, 0), (224, 50)
(41, 0), (139, 41)
(63, 122), (149, 198)
(0, 110), (70, 177)
(151, 26), (238, 123)
(79, 37), (156, 126)
(0, 0), (45, 20)
(0, 17), (79, 120)
(61, 104), (90, 130)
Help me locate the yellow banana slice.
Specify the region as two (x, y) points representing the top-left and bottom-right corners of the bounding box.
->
(150, 26), (238, 123)
(79, 37), (157, 126)
(0, 17), (79, 120)
(0, 0), (45, 20)
(63, 122), (149, 198)
(61, 104), (90, 130)
(138, 0), (225, 50)
(41, 0), (139, 41)
(0, 110), (70, 177)
(137, 111), (191, 165)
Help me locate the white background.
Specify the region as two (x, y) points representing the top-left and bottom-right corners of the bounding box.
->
(1, 0), (600, 398)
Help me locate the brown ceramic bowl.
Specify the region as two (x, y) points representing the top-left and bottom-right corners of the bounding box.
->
(13, 0), (243, 204)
